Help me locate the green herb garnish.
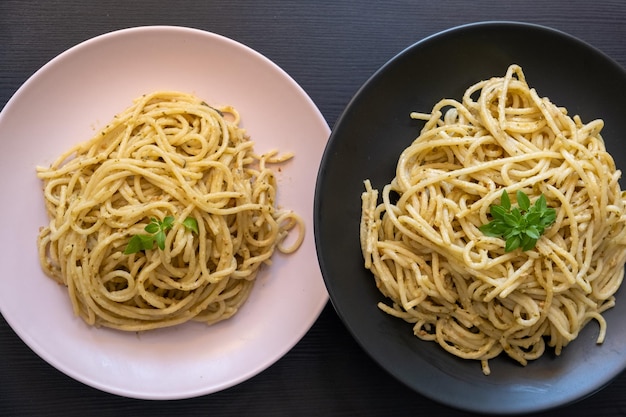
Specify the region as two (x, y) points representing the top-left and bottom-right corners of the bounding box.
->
(182, 216), (199, 234)
(124, 215), (198, 255)
(479, 190), (556, 252)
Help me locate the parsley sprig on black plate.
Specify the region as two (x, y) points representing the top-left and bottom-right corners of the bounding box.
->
(479, 190), (556, 252)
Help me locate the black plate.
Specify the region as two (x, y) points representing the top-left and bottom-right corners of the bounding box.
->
(314, 21), (626, 415)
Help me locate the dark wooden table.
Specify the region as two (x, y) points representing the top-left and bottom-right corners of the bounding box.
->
(2, 1), (626, 416)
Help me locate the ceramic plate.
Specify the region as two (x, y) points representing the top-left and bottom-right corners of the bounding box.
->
(0, 26), (329, 400)
(315, 21), (626, 414)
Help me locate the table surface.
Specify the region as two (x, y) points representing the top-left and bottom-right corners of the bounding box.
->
(2, 1), (626, 416)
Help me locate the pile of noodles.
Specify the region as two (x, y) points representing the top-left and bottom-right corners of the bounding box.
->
(360, 65), (626, 374)
(38, 91), (303, 331)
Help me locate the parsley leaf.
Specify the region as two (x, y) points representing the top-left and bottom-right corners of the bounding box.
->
(182, 216), (199, 234)
(124, 215), (187, 254)
(479, 190), (556, 252)
(124, 234), (154, 254)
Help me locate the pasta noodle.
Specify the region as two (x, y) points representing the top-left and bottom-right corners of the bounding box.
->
(360, 65), (626, 375)
(37, 91), (303, 331)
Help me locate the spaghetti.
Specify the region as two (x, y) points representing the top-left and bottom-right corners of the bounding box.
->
(37, 91), (303, 331)
(360, 65), (626, 374)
